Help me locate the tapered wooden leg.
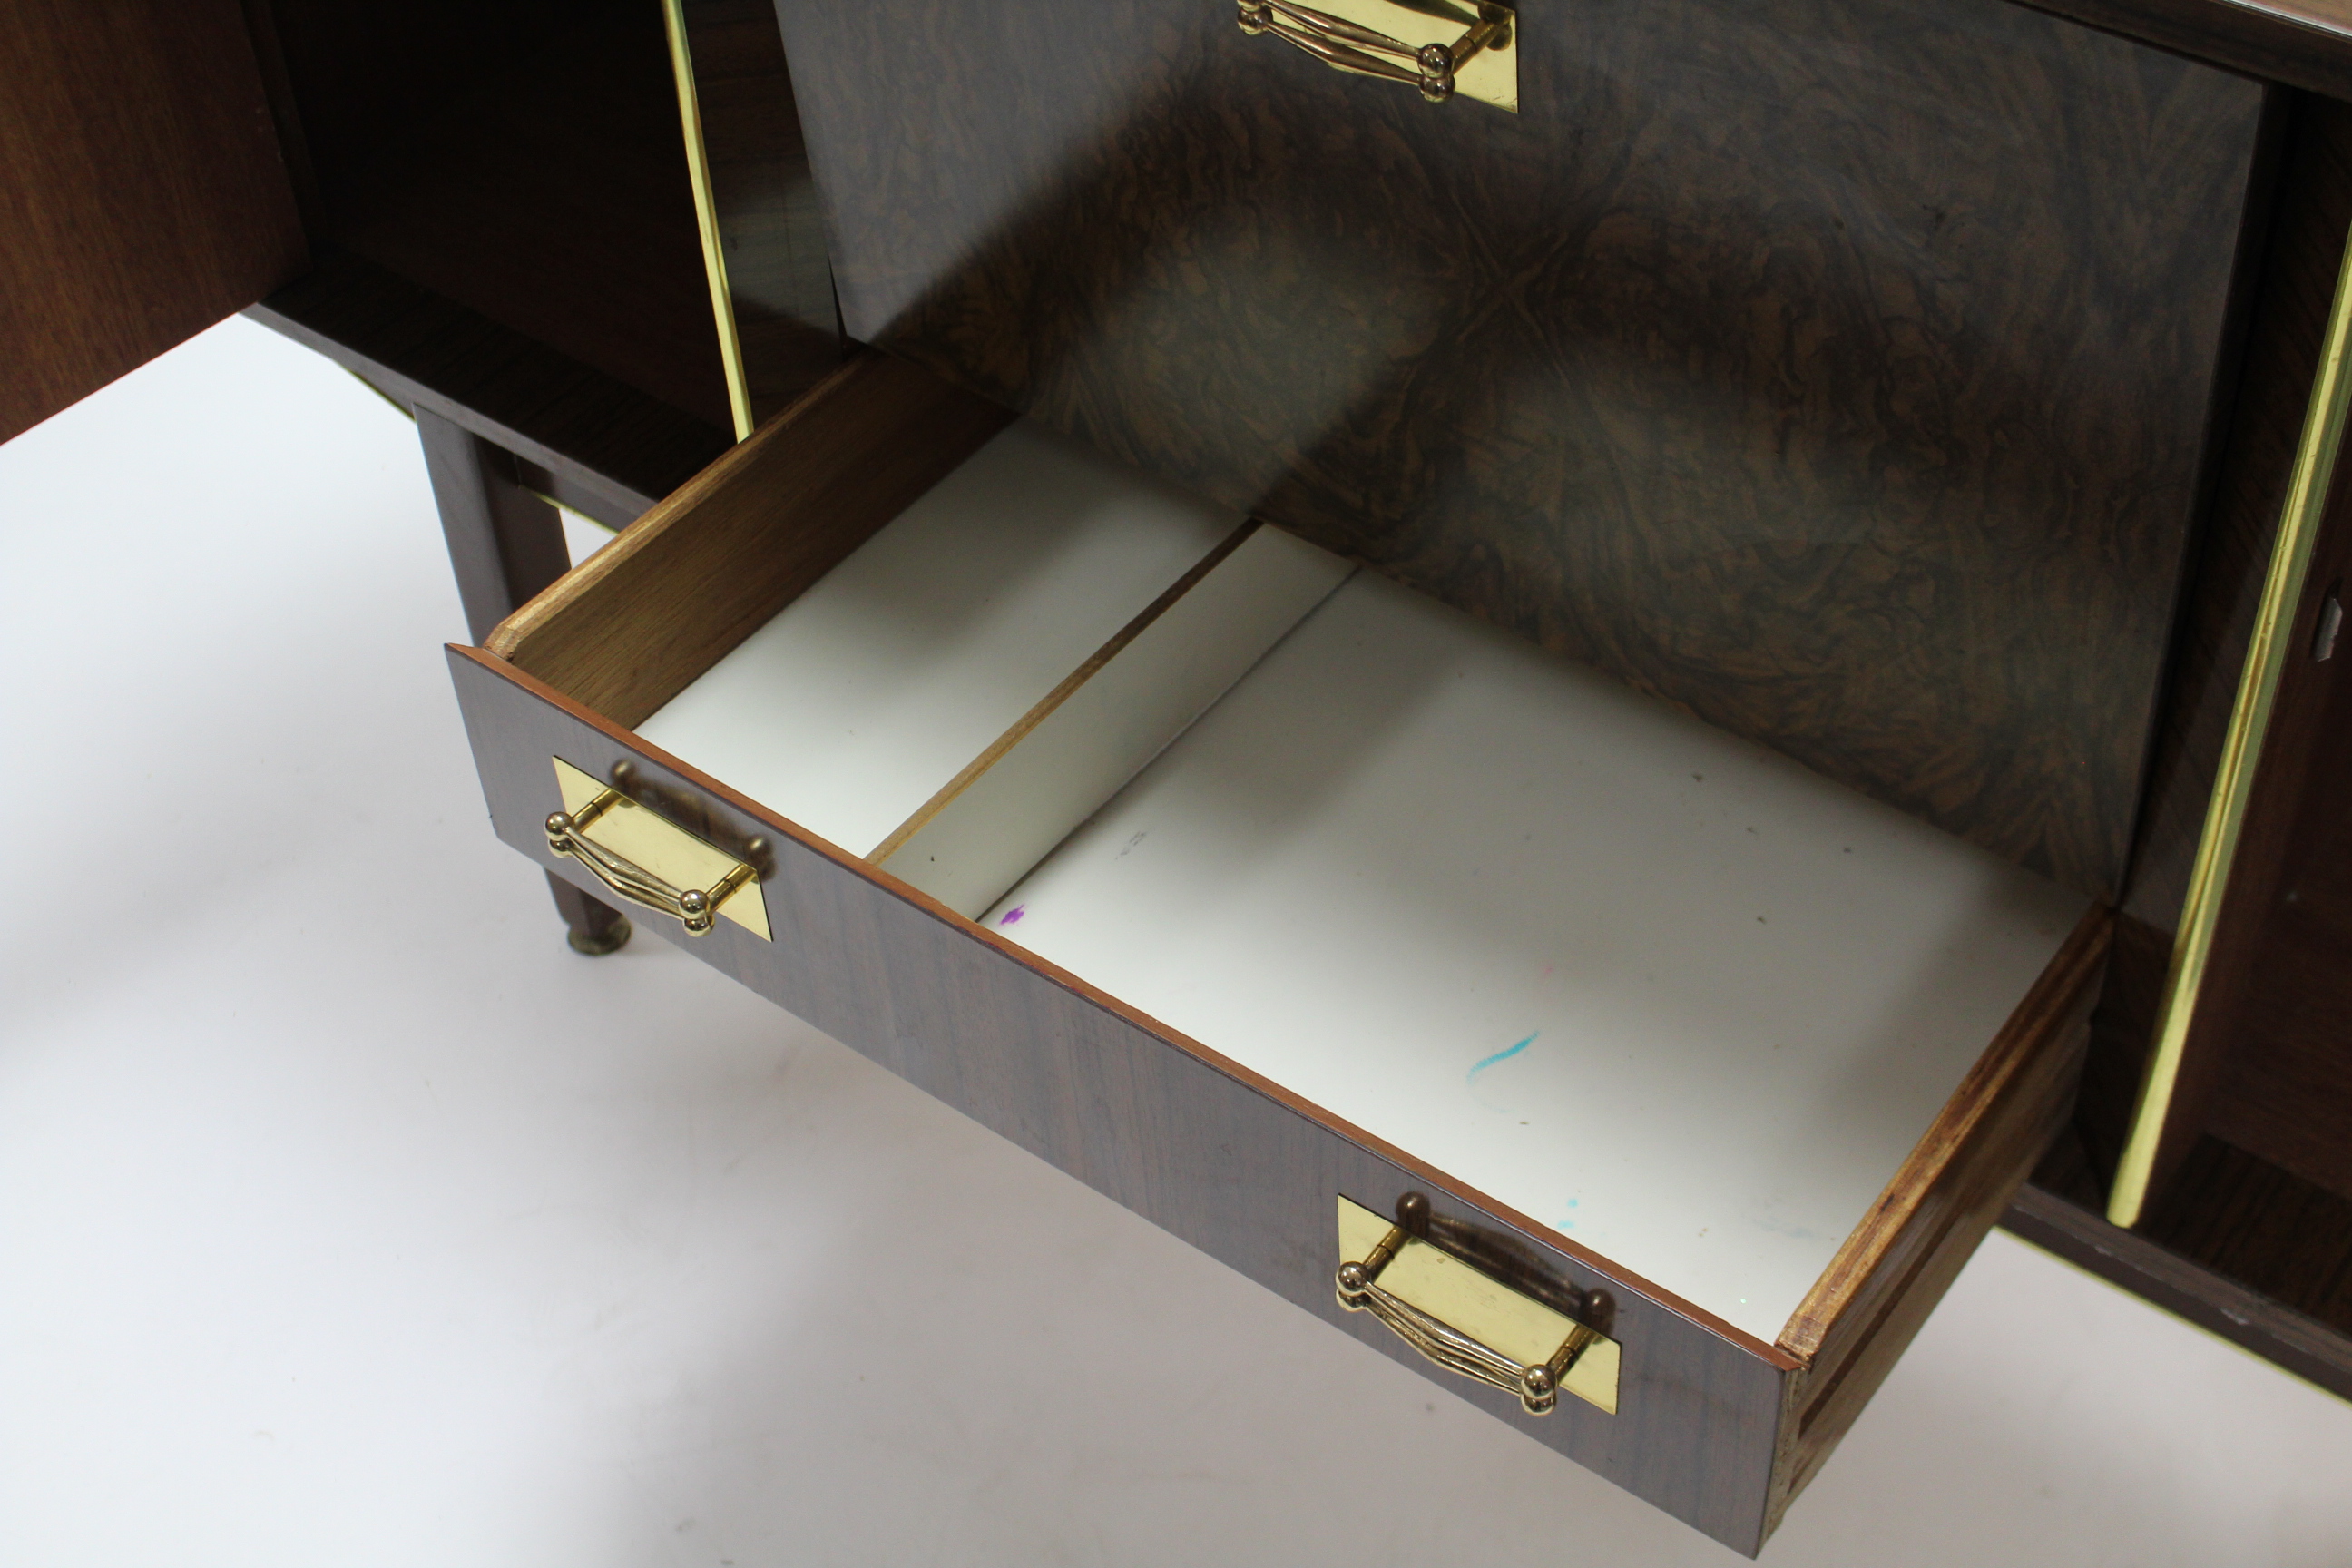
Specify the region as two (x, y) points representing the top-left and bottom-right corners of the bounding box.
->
(416, 405), (632, 954)
(544, 870), (633, 956)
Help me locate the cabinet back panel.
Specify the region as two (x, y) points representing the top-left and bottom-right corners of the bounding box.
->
(268, 0), (735, 433)
(773, 0), (2270, 897)
(2079, 95), (2352, 1196)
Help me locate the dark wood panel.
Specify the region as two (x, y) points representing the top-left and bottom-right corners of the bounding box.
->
(317, 0), (732, 431)
(487, 353), (1013, 726)
(2003, 1145), (2352, 1402)
(2205, 558), (2352, 1197)
(417, 403), (632, 950)
(774, 0), (2267, 898)
(681, 0), (840, 424)
(2014, 0), (2352, 102)
(446, 644), (1795, 1554)
(416, 406), (575, 646)
(236, 0), (323, 233)
(263, 0), (577, 192)
(2145, 1138), (2352, 1335)
(0, 0), (306, 443)
(2082, 94), (2352, 1199)
(1768, 907), (2107, 1534)
(2209, 689), (2352, 1191)
(247, 247), (729, 525)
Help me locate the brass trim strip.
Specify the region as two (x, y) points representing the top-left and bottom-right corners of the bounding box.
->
(2108, 221), (2352, 1228)
(662, 0), (756, 443)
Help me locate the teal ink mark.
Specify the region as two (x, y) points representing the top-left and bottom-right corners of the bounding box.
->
(1467, 1032), (1538, 1085)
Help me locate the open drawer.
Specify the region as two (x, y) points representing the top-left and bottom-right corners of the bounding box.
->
(448, 352), (2110, 1556)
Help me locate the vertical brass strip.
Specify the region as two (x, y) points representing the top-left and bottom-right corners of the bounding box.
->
(662, 0), (755, 442)
(2108, 222), (2352, 1228)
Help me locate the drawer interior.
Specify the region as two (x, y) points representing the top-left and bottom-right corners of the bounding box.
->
(492, 355), (2092, 1345)
(975, 568), (2084, 1339)
(633, 421), (1348, 915)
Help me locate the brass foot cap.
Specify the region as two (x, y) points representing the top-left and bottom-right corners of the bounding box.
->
(566, 915), (632, 956)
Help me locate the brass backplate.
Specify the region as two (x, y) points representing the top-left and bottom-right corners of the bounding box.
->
(1338, 1195), (1619, 1414)
(1320, 0), (1517, 113)
(553, 757), (771, 940)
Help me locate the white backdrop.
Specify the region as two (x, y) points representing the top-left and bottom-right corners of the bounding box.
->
(3, 317), (2347, 1567)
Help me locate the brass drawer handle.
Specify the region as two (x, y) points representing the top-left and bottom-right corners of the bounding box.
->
(1235, 0), (1512, 105)
(544, 757), (770, 940)
(1336, 1193), (1619, 1416)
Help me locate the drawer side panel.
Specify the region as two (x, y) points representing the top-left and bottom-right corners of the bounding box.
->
(1765, 908), (2110, 1537)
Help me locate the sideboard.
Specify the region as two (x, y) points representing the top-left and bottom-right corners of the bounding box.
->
(5, 0), (2347, 1553)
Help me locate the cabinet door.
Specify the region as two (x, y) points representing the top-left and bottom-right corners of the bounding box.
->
(0, 0), (306, 444)
(768, 0), (2269, 905)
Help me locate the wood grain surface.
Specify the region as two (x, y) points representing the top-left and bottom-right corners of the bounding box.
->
(2141, 1136), (2352, 1338)
(416, 406), (576, 647)
(2004, 1136), (2352, 1401)
(2180, 112), (2352, 1200)
(2209, 682), (2352, 1193)
(248, 247), (729, 526)
(2199, 493), (2352, 1200)
(446, 642), (1798, 1553)
(1768, 906), (2110, 1535)
(488, 353), (1012, 726)
(2079, 95), (2352, 1202)
(773, 0), (2269, 898)
(417, 403), (632, 947)
(2016, 0), (2352, 101)
(0, 0), (307, 442)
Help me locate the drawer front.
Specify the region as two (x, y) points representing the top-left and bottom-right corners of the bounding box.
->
(449, 646), (1791, 1550)
(770, 0), (2269, 900)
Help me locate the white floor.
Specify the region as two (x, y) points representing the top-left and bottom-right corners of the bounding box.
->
(2, 317), (2347, 1567)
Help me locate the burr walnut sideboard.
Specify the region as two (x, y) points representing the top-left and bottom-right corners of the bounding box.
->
(6, 0), (2351, 1553)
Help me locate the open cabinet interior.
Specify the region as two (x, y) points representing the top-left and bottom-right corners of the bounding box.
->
(267, 1), (726, 424)
(492, 355), (2092, 1346)
(247, 0), (838, 507)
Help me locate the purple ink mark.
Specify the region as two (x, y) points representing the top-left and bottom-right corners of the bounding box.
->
(999, 906), (1026, 926)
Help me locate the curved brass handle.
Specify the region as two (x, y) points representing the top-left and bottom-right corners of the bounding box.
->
(544, 762), (766, 939)
(1335, 1193), (1618, 1416)
(1236, 0), (1512, 105)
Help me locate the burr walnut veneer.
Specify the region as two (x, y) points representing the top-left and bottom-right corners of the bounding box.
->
(5, 0), (2352, 1552)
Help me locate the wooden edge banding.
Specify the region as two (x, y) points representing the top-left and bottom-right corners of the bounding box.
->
(2000, 1180), (2352, 1402)
(1759, 903), (2112, 1540)
(485, 349), (1014, 724)
(1779, 905), (2114, 1358)
(446, 641), (1797, 1367)
(485, 353), (866, 657)
(867, 520), (1263, 861)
